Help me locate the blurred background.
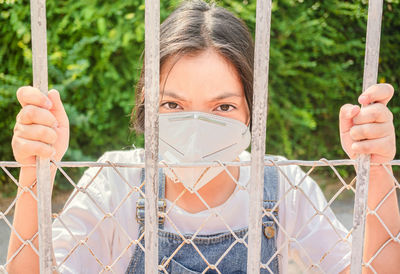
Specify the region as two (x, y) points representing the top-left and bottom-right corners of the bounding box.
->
(0, 0), (399, 195)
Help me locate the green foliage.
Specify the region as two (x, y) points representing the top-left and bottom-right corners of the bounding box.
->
(1, 0), (399, 192)
(223, 0), (400, 160)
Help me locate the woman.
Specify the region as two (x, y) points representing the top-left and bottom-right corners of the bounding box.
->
(7, 0), (399, 273)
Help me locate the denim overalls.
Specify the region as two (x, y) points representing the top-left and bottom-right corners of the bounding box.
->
(126, 161), (280, 273)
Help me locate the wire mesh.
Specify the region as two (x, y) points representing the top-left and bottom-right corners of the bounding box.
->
(2, 0), (396, 273)
(1, 158), (399, 273)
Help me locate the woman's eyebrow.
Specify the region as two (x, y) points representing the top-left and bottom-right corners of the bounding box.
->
(211, 92), (242, 101)
(162, 91), (187, 101)
(162, 90), (242, 101)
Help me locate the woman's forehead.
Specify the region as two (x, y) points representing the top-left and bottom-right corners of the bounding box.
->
(160, 49), (244, 100)
(161, 89), (243, 102)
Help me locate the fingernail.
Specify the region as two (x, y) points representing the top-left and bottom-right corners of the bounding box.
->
(51, 89), (60, 97)
(50, 89), (59, 96)
(359, 95), (367, 104)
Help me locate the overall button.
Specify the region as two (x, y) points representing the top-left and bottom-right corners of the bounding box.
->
(263, 225), (275, 239)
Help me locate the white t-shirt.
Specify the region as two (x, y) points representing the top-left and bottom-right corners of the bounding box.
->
(53, 149), (351, 273)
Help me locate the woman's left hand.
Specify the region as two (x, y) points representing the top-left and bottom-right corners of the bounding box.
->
(339, 83), (396, 164)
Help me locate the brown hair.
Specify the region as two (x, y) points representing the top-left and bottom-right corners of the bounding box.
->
(131, 0), (254, 133)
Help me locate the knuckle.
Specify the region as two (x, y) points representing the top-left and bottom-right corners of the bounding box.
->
(49, 129), (58, 144)
(35, 143), (45, 157)
(13, 141), (26, 158)
(374, 102), (385, 111)
(391, 141), (396, 157)
(389, 122), (395, 133)
(386, 109), (394, 121)
(352, 142), (360, 152)
(44, 128), (57, 144)
(11, 136), (18, 149)
(24, 109), (33, 122)
(378, 102), (386, 109)
(24, 105), (37, 121)
(364, 127), (373, 139)
(372, 104), (384, 120)
(16, 111), (23, 123)
(49, 113), (57, 125)
(18, 108), (27, 122)
(354, 142), (366, 153)
(41, 95), (49, 106)
(349, 127), (358, 140)
(359, 144), (368, 153)
(383, 140), (394, 156)
(13, 123), (18, 134)
(41, 144), (52, 157)
(38, 126), (47, 138)
(13, 123), (21, 135)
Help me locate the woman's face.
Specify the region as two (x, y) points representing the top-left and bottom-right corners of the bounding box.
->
(159, 48), (250, 126)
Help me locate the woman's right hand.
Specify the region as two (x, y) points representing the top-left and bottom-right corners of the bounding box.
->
(12, 86), (70, 166)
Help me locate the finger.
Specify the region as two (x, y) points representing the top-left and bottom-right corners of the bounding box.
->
(339, 104), (360, 134)
(359, 83), (394, 106)
(16, 86), (53, 109)
(16, 105), (58, 128)
(349, 122), (393, 141)
(47, 89), (69, 128)
(12, 137), (55, 160)
(352, 103), (393, 125)
(351, 135), (395, 157)
(14, 123), (58, 145)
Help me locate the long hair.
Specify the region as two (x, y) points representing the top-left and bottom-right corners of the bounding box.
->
(131, 0), (254, 132)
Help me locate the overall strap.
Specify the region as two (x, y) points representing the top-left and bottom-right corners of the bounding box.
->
(262, 156), (280, 239)
(135, 167), (167, 229)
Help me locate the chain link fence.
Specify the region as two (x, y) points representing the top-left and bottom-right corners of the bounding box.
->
(1, 0), (399, 273)
(1, 159), (399, 273)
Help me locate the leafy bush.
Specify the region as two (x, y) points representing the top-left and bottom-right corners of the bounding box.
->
(1, 0), (399, 194)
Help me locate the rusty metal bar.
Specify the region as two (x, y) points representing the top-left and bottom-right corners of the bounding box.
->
(144, 0), (160, 273)
(351, 0), (384, 273)
(30, 0), (53, 273)
(247, 0), (273, 273)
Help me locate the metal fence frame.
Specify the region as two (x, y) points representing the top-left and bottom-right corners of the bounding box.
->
(1, 0), (393, 273)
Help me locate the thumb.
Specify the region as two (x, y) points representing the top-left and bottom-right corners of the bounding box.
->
(339, 104), (360, 135)
(47, 89), (69, 128)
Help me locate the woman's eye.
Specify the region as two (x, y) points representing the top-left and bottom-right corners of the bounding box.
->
(161, 102), (180, 109)
(216, 104), (235, 112)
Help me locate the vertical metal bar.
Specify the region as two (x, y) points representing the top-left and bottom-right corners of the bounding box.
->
(247, 0), (272, 273)
(351, 0), (383, 273)
(30, 0), (52, 273)
(144, 0), (160, 273)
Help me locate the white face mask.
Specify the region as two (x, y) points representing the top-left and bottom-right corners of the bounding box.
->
(158, 111), (251, 193)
